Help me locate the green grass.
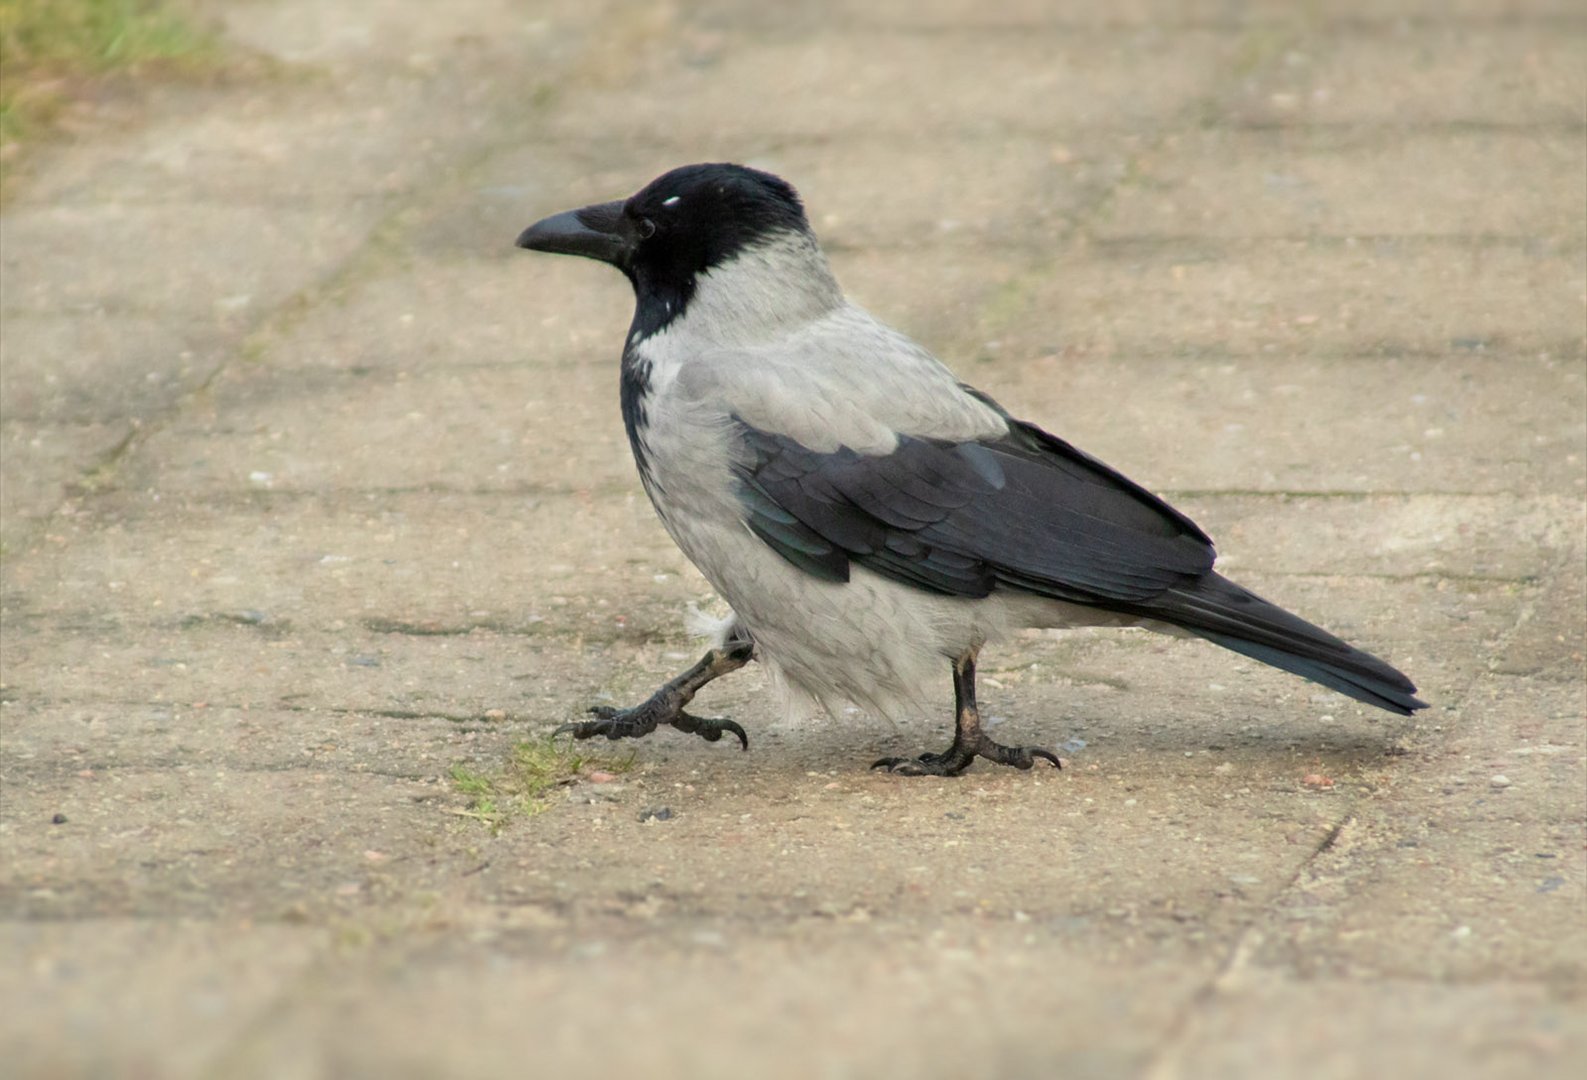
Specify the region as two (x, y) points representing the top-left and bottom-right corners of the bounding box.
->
(448, 738), (635, 833)
(0, 0), (217, 158)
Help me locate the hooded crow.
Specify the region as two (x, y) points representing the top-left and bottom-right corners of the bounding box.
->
(516, 163), (1426, 776)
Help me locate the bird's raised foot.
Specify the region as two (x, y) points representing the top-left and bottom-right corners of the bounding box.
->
(872, 734), (1061, 777)
(555, 703), (747, 750)
(668, 709), (749, 749)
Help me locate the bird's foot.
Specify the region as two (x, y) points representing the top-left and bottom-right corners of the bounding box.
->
(556, 642), (753, 751)
(667, 709), (749, 748)
(556, 702), (748, 750)
(872, 734), (1061, 777)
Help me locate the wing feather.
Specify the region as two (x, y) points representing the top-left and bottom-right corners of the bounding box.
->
(732, 417), (1215, 604)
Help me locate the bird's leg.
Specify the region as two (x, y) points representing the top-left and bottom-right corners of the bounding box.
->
(557, 635), (754, 750)
(873, 649), (1062, 776)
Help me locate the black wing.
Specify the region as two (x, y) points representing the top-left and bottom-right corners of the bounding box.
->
(732, 416), (1215, 604)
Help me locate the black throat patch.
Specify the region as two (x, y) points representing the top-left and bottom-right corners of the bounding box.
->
(619, 344), (657, 490)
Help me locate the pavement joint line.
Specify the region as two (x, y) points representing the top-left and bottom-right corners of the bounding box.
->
(1134, 682), (1583, 1076)
(1140, 815), (1365, 1080)
(948, 58), (1265, 337)
(0, 696), (556, 726)
(5, 759), (442, 781)
(1077, 28), (1519, 1069)
(5, 339), (1577, 433)
(513, 117), (1587, 154)
(13, 191), (424, 210)
(1140, 642), (1579, 1049)
(4, 225), (413, 551)
(3, 37), (582, 559)
(1214, 119), (1587, 135)
(1086, 233), (1586, 249)
(25, 481), (642, 502)
(1063, 31), (1308, 252)
(193, 935), (349, 1080)
(691, 14), (1587, 38)
(1485, 547), (1577, 657)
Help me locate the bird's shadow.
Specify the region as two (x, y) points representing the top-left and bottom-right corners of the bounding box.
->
(698, 707), (1417, 779)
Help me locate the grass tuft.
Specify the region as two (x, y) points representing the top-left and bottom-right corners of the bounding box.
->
(448, 737), (635, 833)
(0, 0), (218, 162)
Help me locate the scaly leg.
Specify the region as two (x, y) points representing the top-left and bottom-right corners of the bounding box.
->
(873, 649), (1061, 776)
(557, 636), (754, 750)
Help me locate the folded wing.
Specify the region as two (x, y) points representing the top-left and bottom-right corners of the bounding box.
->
(732, 415), (1216, 604)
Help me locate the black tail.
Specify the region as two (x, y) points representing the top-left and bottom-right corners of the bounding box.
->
(1131, 572), (1427, 715)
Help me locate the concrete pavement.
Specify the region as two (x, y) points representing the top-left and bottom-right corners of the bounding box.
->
(2, 1), (1583, 1077)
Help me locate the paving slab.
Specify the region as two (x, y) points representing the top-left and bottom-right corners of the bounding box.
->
(217, 927), (1212, 1080)
(1005, 240), (1585, 358)
(977, 351), (1586, 495)
(1099, 128), (1585, 240)
(1217, 21), (1587, 128)
(0, 920), (328, 1080)
(1154, 973), (1584, 1080)
(543, 25), (1239, 142)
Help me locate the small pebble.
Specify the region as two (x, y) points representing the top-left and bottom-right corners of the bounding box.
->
(587, 770), (618, 783)
(1490, 774), (1511, 788)
(639, 806), (673, 822)
(51, 813), (67, 825)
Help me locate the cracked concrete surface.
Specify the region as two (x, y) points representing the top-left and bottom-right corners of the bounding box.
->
(1, 1), (1583, 1077)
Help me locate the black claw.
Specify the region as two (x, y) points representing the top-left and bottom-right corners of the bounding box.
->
(553, 716), (648, 742)
(870, 754), (971, 777)
(873, 739), (1060, 776)
(986, 743), (1063, 770)
(671, 711), (749, 750)
(557, 704), (747, 750)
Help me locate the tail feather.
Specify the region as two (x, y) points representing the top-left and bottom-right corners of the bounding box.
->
(1134, 572), (1427, 715)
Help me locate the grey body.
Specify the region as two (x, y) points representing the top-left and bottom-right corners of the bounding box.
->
(629, 235), (1134, 720)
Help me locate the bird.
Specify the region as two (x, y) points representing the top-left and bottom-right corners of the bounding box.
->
(515, 163), (1426, 776)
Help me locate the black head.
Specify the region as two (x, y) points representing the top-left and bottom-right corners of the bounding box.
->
(516, 163), (810, 334)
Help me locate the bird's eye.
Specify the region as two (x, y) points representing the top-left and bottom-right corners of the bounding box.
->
(636, 217), (657, 239)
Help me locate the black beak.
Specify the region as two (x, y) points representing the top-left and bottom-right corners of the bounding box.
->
(515, 199), (631, 266)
